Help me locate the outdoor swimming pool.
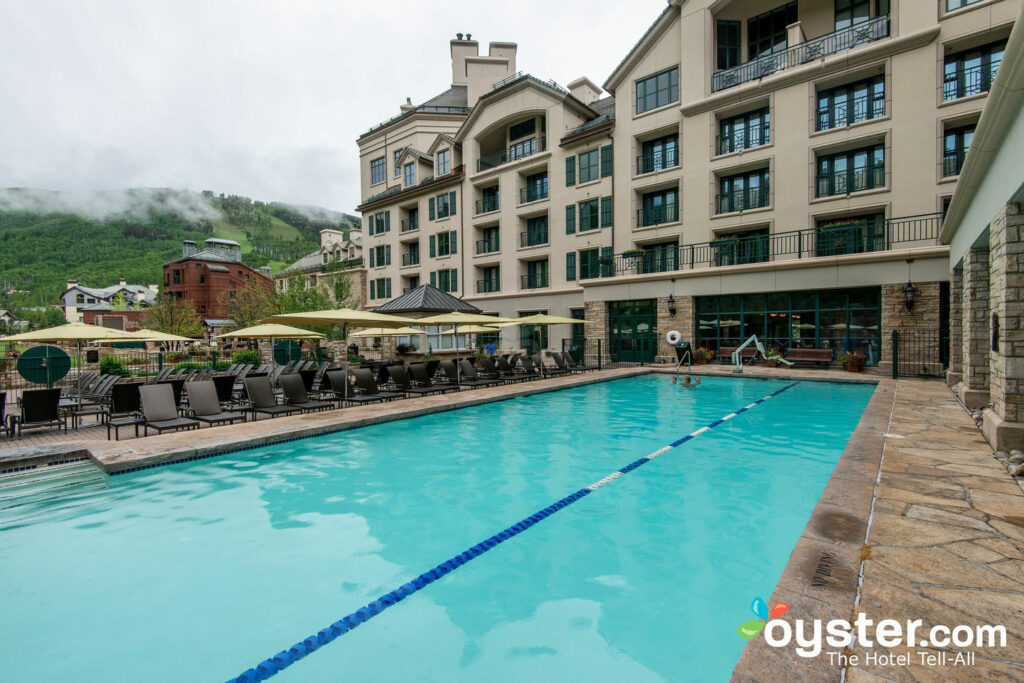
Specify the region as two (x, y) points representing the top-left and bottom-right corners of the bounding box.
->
(0, 375), (874, 681)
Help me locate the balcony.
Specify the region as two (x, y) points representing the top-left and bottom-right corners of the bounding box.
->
(401, 253), (419, 267)
(476, 236), (500, 255)
(712, 15), (889, 92)
(520, 229), (549, 248)
(943, 150), (966, 177)
(816, 167), (884, 197)
(716, 127), (770, 155)
(591, 212), (941, 279)
(519, 184), (549, 204)
(476, 279), (501, 294)
(636, 151), (679, 175)
(521, 272), (549, 289)
(944, 62), (999, 102)
(477, 137), (547, 172)
(400, 218), (418, 232)
(475, 195), (499, 215)
(716, 186), (769, 214)
(636, 203), (679, 228)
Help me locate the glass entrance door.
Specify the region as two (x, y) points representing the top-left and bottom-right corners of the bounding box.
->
(609, 300), (657, 363)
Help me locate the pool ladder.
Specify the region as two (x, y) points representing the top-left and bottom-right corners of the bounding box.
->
(0, 462), (109, 523)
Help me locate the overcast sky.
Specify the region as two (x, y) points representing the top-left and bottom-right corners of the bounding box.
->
(0, 0), (665, 214)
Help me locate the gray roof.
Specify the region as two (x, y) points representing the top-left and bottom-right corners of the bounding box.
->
(64, 282), (157, 304)
(166, 249), (236, 265)
(207, 265), (230, 272)
(204, 319), (236, 327)
(361, 86), (469, 139)
(205, 238), (241, 247)
(373, 284), (481, 314)
(565, 96), (616, 138)
(278, 251), (323, 275)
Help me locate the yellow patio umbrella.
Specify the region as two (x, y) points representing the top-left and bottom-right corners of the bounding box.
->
(417, 312), (513, 383)
(1, 322), (137, 408)
(262, 309), (420, 398)
(492, 313), (588, 326)
(438, 325), (499, 334)
(120, 329), (199, 344)
(217, 323), (326, 367)
(349, 327), (423, 338)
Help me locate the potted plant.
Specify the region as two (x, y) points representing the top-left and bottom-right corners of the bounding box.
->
(838, 351), (867, 372)
(695, 346), (715, 364)
(765, 349), (784, 368)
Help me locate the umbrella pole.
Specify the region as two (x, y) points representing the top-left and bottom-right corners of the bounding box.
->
(77, 339), (83, 410)
(343, 323), (348, 400)
(455, 324), (460, 385)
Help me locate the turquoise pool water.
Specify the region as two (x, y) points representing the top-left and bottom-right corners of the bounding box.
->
(0, 375), (874, 682)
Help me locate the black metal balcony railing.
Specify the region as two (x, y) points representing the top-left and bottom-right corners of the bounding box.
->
(816, 167), (885, 197)
(636, 151), (679, 175)
(520, 229), (549, 247)
(477, 137), (547, 172)
(944, 62), (997, 102)
(400, 218), (418, 232)
(585, 212), (942, 280)
(716, 185), (770, 214)
(637, 203), (679, 227)
(712, 15), (890, 92)
(476, 237), (500, 255)
(716, 127), (770, 155)
(816, 95), (884, 131)
(521, 272), (549, 289)
(519, 184), (549, 203)
(476, 279), (501, 294)
(475, 195), (499, 215)
(943, 150), (967, 177)
(401, 253), (419, 267)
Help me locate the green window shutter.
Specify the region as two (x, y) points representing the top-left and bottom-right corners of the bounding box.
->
(565, 156), (575, 186)
(451, 269), (457, 291)
(369, 280), (376, 299)
(429, 234), (436, 257)
(369, 248), (375, 267)
(449, 191), (457, 215)
(600, 196), (613, 227)
(566, 252), (576, 281)
(385, 211), (391, 232)
(600, 246), (613, 277)
(385, 244), (391, 265)
(430, 271), (436, 287)
(428, 197), (435, 220)
(600, 145), (613, 177)
(386, 278), (392, 298)
(450, 231), (457, 254)
(565, 204), (575, 234)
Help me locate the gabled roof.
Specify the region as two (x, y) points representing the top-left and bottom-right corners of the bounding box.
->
(427, 133), (456, 155)
(359, 86), (470, 140)
(396, 147), (432, 166)
(562, 95), (616, 144)
(373, 284), (481, 314)
(63, 283), (157, 303)
(603, 3), (678, 94)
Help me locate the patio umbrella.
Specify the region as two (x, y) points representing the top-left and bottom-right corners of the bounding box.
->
(217, 323), (325, 366)
(417, 312), (512, 383)
(0, 322), (136, 409)
(350, 327), (423, 363)
(263, 309), (420, 398)
(124, 329), (199, 343)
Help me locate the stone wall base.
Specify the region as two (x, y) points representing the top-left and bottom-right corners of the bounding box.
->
(946, 371), (963, 388)
(956, 382), (991, 410)
(981, 408), (1024, 452)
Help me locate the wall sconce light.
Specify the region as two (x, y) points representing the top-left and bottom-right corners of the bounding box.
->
(667, 294), (677, 316)
(904, 281), (917, 312)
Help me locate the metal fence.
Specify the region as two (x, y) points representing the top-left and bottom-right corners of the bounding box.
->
(562, 338), (602, 370)
(891, 330), (945, 378)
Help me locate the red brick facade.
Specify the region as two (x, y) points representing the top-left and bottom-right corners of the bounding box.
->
(82, 309), (148, 330)
(163, 258), (273, 321)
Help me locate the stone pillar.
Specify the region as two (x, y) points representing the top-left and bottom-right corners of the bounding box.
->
(947, 264), (963, 384)
(962, 246), (990, 398)
(583, 300), (612, 365)
(982, 203), (1024, 449)
(880, 281), (941, 374)
(656, 295), (694, 362)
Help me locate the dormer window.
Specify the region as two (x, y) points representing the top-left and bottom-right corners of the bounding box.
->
(323, 253), (329, 264)
(437, 149), (450, 175)
(404, 162), (415, 186)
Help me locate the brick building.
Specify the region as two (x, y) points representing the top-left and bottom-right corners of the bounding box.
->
(163, 239), (274, 322)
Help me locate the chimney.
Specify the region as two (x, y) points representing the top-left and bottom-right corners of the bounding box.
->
(400, 97), (413, 113)
(567, 77), (602, 105)
(148, 284), (159, 295)
(119, 277), (127, 287)
(66, 279), (79, 291)
(258, 266), (273, 279)
(183, 240), (198, 258)
(450, 33), (480, 86)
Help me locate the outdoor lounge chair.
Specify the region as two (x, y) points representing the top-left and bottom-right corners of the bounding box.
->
(346, 368), (403, 405)
(477, 357), (504, 380)
(563, 352), (598, 372)
(518, 356), (545, 378)
(212, 374), (238, 406)
(106, 382), (144, 440)
(322, 370), (352, 405)
(243, 376), (300, 420)
(438, 360), (488, 389)
(458, 360), (501, 387)
(0, 391), (8, 438)
(139, 384), (199, 436)
(185, 381), (247, 427)
(539, 353), (569, 376)
(550, 352), (583, 374)
(386, 364), (450, 397)
(408, 363), (459, 394)
(298, 369), (318, 392)
(158, 379), (186, 408)
(11, 388), (66, 436)
(495, 356), (531, 381)
(278, 374), (333, 413)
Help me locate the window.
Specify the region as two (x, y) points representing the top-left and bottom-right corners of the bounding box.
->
(479, 266), (500, 293)
(600, 196), (613, 228)
(172, 270), (181, 285)
(565, 157), (575, 186)
(519, 310), (549, 351)
(713, 227), (770, 266)
(943, 125), (974, 177)
(834, 0), (870, 31)
(478, 226), (500, 254)
(523, 261), (549, 290)
(816, 145), (885, 196)
(525, 216), (548, 246)
(370, 277), (392, 299)
(816, 213), (885, 256)
(946, 0), (983, 11)
(600, 145), (613, 177)
(430, 190), (457, 219)
(476, 186), (499, 215)
(718, 108), (770, 154)
(578, 149), (599, 183)
(435, 230), (458, 257)
(639, 189), (679, 226)
(747, 2), (797, 59)
(640, 242), (679, 273)
(370, 244), (390, 267)
(570, 308), (586, 340)
(509, 118), (536, 141)
(635, 68), (679, 114)
(403, 208), (419, 231)
(522, 172), (549, 203)
(639, 134), (678, 173)
(817, 76), (884, 131)
(434, 268), (458, 293)
(566, 252), (576, 281)
(437, 149), (450, 175)
(370, 211), (390, 235)
(75, 293), (84, 304)
(579, 248), (601, 279)
(403, 242), (420, 266)
(394, 150), (402, 177)
(403, 163), (415, 187)
(718, 169), (770, 213)
(717, 20), (741, 70)
(579, 199), (600, 232)
(424, 324), (467, 350)
(944, 41), (1004, 101)
(406, 276), (420, 291)
(370, 157), (386, 184)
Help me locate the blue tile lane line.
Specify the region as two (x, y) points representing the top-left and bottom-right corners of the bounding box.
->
(227, 381), (800, 682)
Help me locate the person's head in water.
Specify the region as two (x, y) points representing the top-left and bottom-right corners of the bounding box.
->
(694, 376), (701, 385)
(683, 375), (692, 386)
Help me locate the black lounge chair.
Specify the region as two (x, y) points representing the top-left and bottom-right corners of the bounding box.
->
(458, 360), (501, 387)
(345, 369), (403, 405)
(408, 363), (459, 394)
(106, 382), (144, 440)
(477, 357), (511, 381)
(158, 379), (186, 408)
(12, 388), (66, 436)
(386, 365), (449, 397)
(278, 374), (333, 413)
(0, 391), (7, 438)
(298, 369), (318, 392)
(139, 384), (199, 436)
(492, 356), (530, 382)
(519, 356), (545, 378)
(243, 376), (300, 420)
(539, 353), (570, 376)
(563, 352), (598, 372)
(550, 352), (584, 374)
(212, 374), (238, 407)
(186, 381), (247, 427)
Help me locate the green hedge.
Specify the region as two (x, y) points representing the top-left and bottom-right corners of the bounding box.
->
(232, 349), (261, 365)
(99, 354), (131, 377)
